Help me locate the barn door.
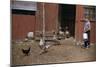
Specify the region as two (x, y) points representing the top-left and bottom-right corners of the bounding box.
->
(59, 4), (76, 37)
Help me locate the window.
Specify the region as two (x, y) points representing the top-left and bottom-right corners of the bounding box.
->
(11, 1), (37, 15)
(84, 6), (96, 21)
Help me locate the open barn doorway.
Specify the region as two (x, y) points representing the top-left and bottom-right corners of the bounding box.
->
(59, 4), (76, 37)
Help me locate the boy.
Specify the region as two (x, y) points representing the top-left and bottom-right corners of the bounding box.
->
(84, 19), (91, 48)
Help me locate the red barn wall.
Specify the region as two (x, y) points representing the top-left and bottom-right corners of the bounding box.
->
(12, 14), (36, 40)
(35, 3), (58, 33)
(75, 5), (84, 42)
(45, 3), (58, 32)
(90, 21), (96, 43)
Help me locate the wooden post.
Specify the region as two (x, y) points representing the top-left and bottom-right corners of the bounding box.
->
(42, 3), (45, 41)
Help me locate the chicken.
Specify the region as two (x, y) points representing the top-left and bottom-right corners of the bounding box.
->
(22, 47), (31, 56)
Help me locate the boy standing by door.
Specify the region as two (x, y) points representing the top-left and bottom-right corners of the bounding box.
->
(84, 19), (91, 48)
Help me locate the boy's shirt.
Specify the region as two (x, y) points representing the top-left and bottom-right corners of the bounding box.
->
(84, 21), (91, 32)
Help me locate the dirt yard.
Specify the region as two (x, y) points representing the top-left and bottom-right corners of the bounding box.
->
(11, 37), (96, 66)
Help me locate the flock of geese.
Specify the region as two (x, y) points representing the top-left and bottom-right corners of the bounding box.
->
(22, 30), (70, 56)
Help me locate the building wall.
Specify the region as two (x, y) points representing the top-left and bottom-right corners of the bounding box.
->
(12, 14), (36, 40)
(75, 5), (84, 42)
(35, 3), (58, 33)
(12, 3), (96, 43)
(45, 3), (58, 32)
(90, 21), (96, 43)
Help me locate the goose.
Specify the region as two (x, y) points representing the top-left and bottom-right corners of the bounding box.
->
(59, 30), (64, 35)
(39, 38), (45, 49)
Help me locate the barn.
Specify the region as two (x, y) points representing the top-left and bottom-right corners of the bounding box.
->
(12, 1), (96, 43)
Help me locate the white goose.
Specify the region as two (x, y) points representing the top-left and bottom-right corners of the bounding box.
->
(39, 38), (45, 49)
(39, 38), (51, 55)
(59, 30), (64, 35)
(39, 38), (51, 49)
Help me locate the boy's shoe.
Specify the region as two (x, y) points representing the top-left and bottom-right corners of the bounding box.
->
(86, 45), (90, 48)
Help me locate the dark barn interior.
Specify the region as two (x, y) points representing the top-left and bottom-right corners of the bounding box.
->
(59, 4), (76, 37)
